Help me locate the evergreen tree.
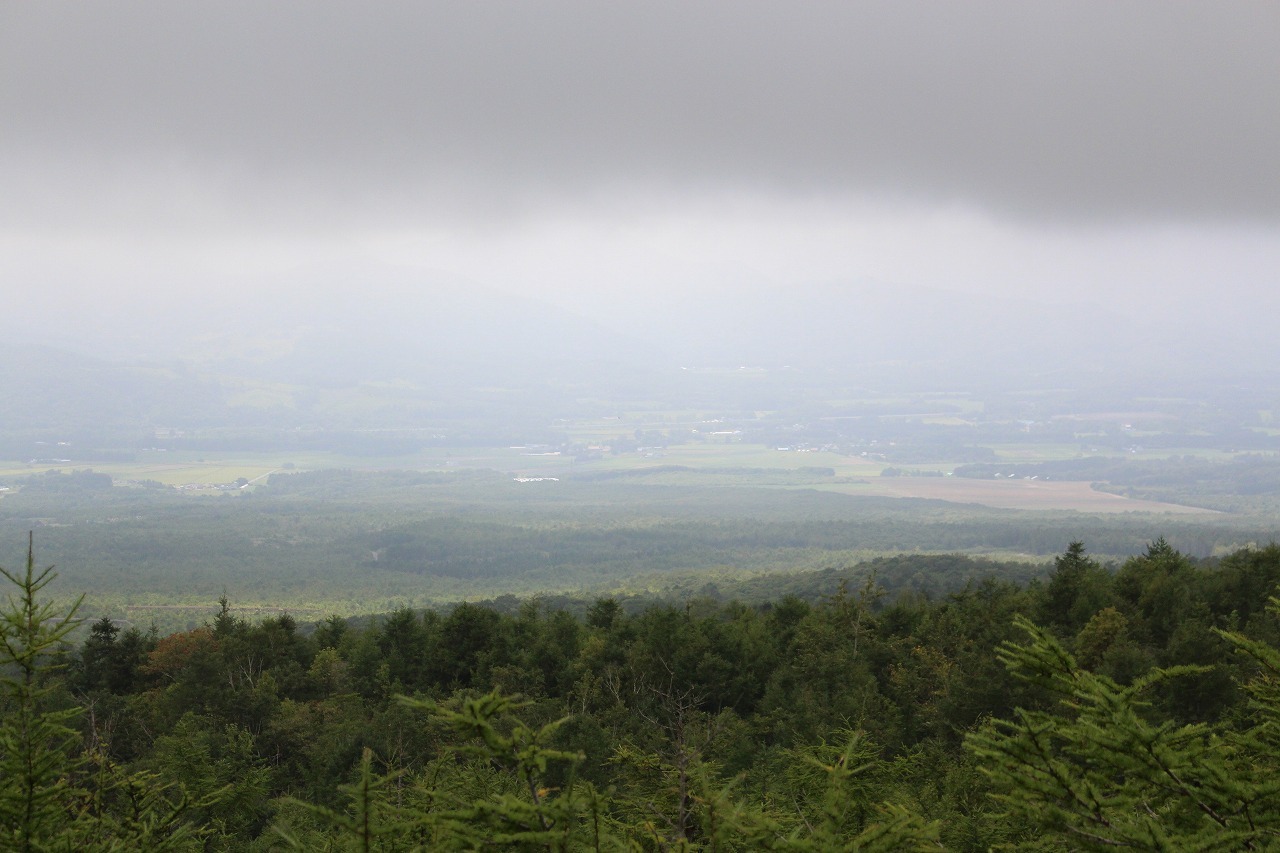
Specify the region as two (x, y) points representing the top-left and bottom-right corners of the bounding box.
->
(0, 534), (204, 850)
(967, 613), (1280, 849)
(0, 534), (86, 850)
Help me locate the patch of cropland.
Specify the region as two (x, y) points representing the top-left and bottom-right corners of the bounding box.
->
(955, 454), (1280, 512)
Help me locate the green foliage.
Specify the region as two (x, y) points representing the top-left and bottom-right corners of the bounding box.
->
(0, 535), (205, 850)
(271, 687), (942, 850)
(0, 535), (86, 850)
(1040, 541), (1113, 635)
(272, 748), (427, 852)
(145, 714), (274, 845)
(405, 692), (586, 846)
(967, 614), (1280, 849)
(277, 690), (611, 850)
(19, 533), (1280, 848)
(683, 732), (940, 851)
(1215, 597), (1280, 791)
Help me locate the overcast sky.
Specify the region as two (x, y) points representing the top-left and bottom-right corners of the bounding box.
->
(2, 1), (1277, 339)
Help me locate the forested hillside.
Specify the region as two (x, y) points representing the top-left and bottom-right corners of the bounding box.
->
(7, 539), (1280, 849)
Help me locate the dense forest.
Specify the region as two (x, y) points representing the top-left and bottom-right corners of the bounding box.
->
(7, 536), (1280, 849)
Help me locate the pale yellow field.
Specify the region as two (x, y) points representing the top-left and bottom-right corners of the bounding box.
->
(809, 476), (1215, 514)
(0, 457), (282, 487)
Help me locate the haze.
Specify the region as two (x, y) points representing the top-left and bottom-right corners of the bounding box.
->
(2, 1), (1278, 381)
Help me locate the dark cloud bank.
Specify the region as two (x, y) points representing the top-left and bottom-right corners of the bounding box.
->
(3, 1), (1277, 227)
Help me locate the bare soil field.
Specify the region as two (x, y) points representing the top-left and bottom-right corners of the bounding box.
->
(814, 477), (1216, 514)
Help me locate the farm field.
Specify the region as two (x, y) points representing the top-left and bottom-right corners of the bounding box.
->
(572, 443), (866, 472)
(0, 455), (285, 488)
(806, 476), (1217, 514)
(0, 444), (870, 486)
(984, 443), (1248, 464)
(0, 439), (1247, 514)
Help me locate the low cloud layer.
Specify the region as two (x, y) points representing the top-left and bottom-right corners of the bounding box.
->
(3, 1), (1277, 231)
(1, 2), (1277, 361)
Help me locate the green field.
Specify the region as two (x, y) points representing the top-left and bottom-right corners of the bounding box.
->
(2, 443), (872, 488)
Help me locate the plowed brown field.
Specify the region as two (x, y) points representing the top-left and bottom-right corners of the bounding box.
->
(818, 477), (1216, 514)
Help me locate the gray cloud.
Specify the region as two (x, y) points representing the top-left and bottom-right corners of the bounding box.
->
(3, 1), (1277, 230)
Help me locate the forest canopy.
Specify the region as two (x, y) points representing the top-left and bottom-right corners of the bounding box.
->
(6, 538), (1280, 848)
